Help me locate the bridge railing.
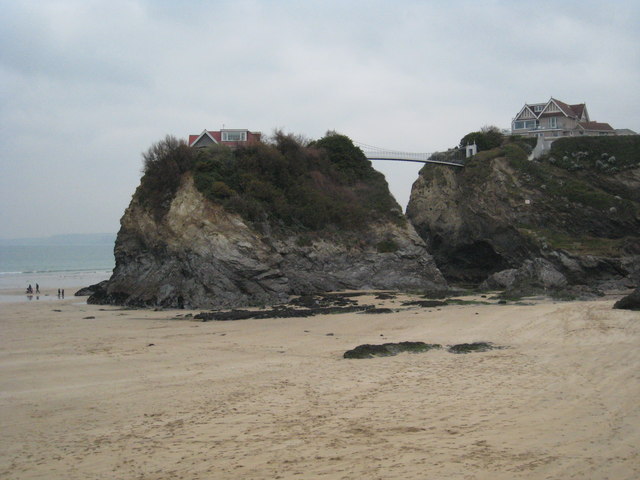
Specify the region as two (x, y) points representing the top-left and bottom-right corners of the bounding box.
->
(360, 149), (466, 166)
(362, 150), (433, 161)
(354, 141), (466, 166)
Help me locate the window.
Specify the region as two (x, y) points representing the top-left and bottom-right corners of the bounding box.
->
(221, 131), (247, 142)
(534, 105), (544, 112)
(514, 120), (538, 130)
(549, 117), (557, 128)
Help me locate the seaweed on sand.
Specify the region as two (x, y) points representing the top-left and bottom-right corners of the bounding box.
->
(447, 342), (503, 354)
(343, 342), (442, 359)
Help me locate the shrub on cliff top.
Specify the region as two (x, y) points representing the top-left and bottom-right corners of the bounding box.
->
(459, 126), (504, 152)
(137, 135), (194, 220)
(191, 131), (401, 231)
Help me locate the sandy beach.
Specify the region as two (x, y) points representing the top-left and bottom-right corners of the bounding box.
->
(1, 289), (639, 479)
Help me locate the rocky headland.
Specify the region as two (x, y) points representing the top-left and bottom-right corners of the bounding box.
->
(90, 133), (445, 309)
(407, 133), (640, 296)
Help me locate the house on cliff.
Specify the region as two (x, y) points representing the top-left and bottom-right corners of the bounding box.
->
(512, 98), (615, 139)
(189, 129), (262, 148)
(512, 98), (616, 158)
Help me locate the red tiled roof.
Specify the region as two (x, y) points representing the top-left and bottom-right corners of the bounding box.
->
(578, 121), (614, 131)
(570, 103), (586, 118)
(189, 129), (262, 146)
(551, 98), (579, 118)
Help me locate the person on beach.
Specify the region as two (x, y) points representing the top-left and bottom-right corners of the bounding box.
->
(61, 289), (65, 299)
(27, 284), (33, 294)
(58, 289), (61, 298)
(36, 283), (40, 294)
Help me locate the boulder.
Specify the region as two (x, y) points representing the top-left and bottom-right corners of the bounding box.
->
(613, 287), (640, 310)
(75, 280), (109, 297)
(481, 258), (567, 291)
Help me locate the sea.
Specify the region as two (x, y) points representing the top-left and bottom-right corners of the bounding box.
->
(0, 243), (115, 302)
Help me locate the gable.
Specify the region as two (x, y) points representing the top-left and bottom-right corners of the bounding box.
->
(190, 130), (219, 147)
(548, 98), (583, 118)
(542, 100), (562, 115)
(514, 105), (536, 121)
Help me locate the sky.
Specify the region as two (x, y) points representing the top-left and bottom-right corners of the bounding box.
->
(1, 0), (638, 239)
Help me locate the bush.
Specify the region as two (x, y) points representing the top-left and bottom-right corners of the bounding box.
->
(137, 135), (194, 220)
(459, 126), (504, 152)
(210, 181), (235, 199)
(190, 131), (401, 232)
(503, 143), (528, 163)
(312, 132), (376, 184)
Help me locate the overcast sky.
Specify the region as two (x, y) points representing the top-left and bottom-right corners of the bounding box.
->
(1, 0), (638, 239)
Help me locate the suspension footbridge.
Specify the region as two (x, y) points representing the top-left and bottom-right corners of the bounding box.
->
(354, 141), (465, 167)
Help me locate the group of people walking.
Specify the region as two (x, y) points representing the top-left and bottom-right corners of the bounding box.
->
(25, 283), (64, 298)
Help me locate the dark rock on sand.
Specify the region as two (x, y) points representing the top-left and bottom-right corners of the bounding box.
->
(374, 293), (397, 300)
(361, 308), (394, 314)
(448, 342), (502, 354)
(289, 293), (359, 309)
(613, 287), (640, 311)
(402, 300), (448, 308)
(75, 280), (109, 297)
(196, 303), (374, 321)
(343, 342), (442, 359)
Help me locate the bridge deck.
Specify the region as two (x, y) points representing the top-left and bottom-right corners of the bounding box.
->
(362, 152), (464, 167)
(354, 141), (464, 167)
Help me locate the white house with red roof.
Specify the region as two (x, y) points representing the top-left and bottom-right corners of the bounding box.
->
(511, 98), (615, 139)
(188, 129), (262, 148)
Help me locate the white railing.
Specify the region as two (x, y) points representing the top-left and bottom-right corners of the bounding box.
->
(354, 141), (465, 166)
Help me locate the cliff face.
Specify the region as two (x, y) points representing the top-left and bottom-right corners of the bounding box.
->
(406, 137), (640, 290)
(91, 134), (446, 309)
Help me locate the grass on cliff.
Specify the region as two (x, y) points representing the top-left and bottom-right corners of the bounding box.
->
(516, 227), (635, 257)
(138, 131), (403, 232)
(544, 136), (640, 173)
(459, 134), (638, 214)
(419, 130), (640, 257)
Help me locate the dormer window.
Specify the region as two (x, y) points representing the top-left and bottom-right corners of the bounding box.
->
(533, 105), (544, 112)
(221, 131), (247, 142)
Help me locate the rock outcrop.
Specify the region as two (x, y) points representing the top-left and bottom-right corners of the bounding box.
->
(407, 136), (640, 291)
(481, 258), (567, 291)
(91, 134), (446, 309)
(613, 287), (640, 311)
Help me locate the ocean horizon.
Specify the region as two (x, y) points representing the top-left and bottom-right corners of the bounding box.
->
(0, 243), (115, 293)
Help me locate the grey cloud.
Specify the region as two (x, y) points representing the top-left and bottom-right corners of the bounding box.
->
(0, 0), (638, 238)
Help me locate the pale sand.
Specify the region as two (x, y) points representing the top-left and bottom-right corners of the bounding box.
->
(1, 290), (639, 479)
